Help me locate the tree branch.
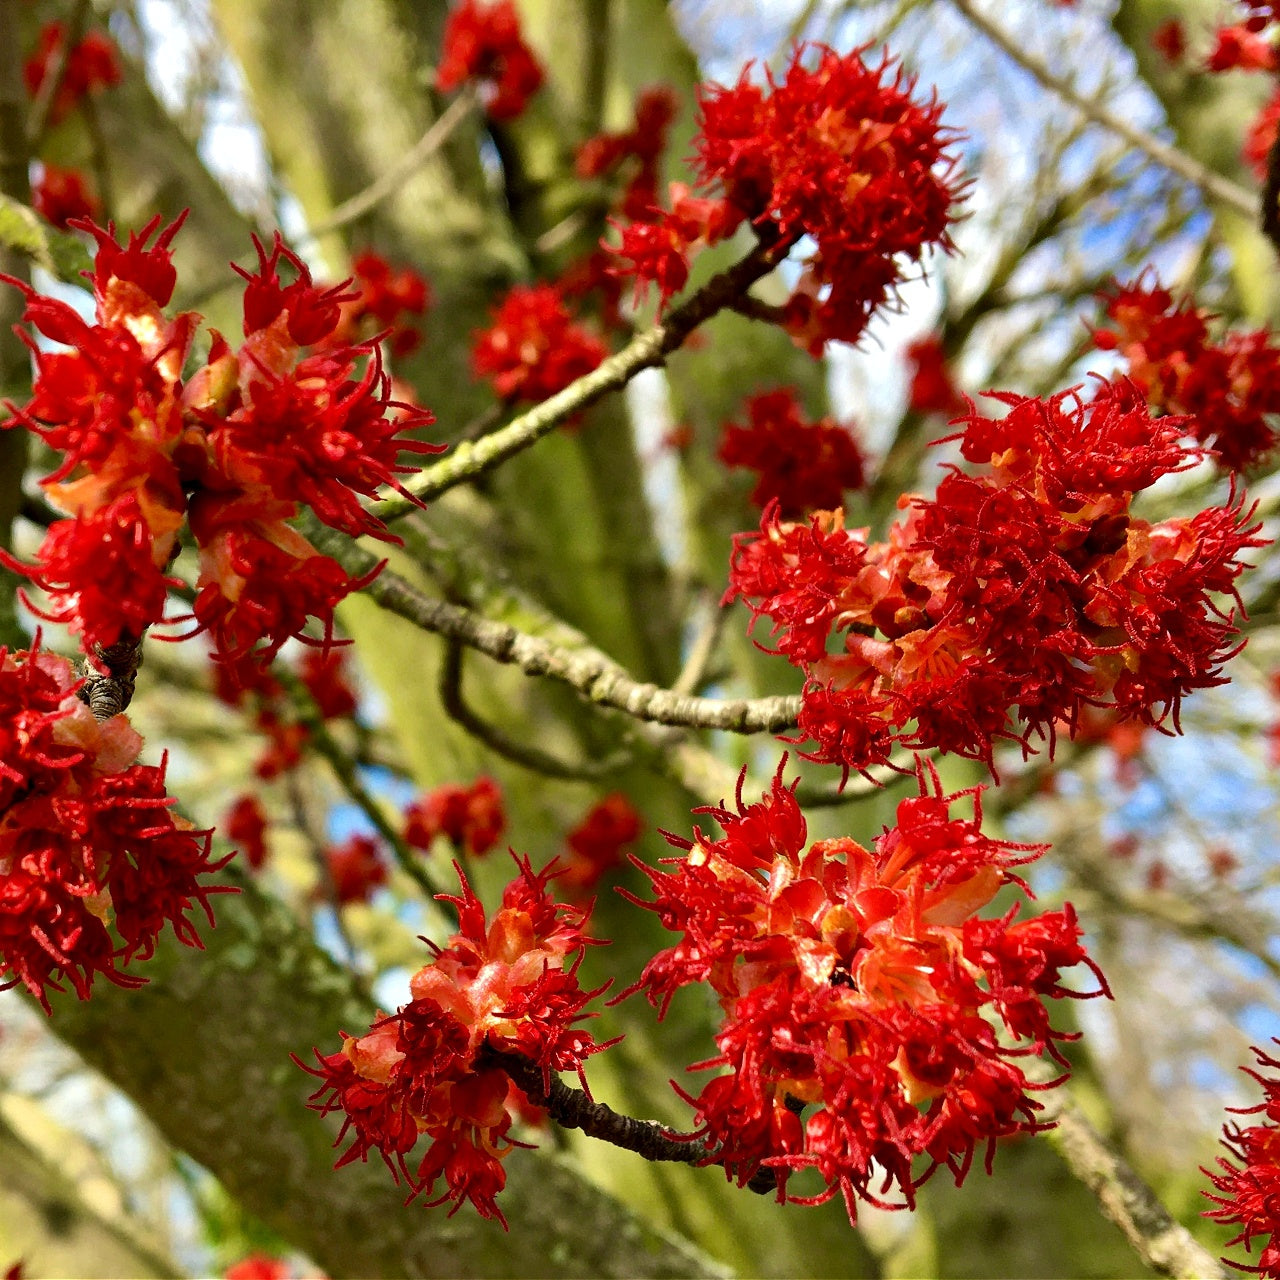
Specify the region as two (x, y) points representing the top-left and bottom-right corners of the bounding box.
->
(949, 0), (1257, 219)
(373, 233), (791, 518)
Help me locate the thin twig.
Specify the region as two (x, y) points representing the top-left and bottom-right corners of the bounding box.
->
(438, 638), (632, 779)
(302, 513), (803, 735)
(372, 232), (791, 518)
(1037, 1080), (1228, 1279)
(949, 0), (1257, 219)
(303, 91), (477, 245)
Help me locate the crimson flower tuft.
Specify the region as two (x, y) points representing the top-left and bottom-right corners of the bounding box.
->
(621, 760), (1106, 1220)
(224, 794), (270, 871)
(905, 334), (964, 415)
(1246, 87), (1280, 181)
(0, 643), (227, 1012)
(690, 43), (963, 351)
(1206, 24), (1277, 72)
(727, 381), (1262, 774)
(1205, 1041), (1280, 1276)
(31, 164), (100, 229)
(435, 0), (545, 121)
(23, 22), (121, 125)
(472, 284), (606, 404)
(324, 834), (389, 906)
(326, 250), (432, 358)
(718, 388), (867, 516)
(301, 856), (614, 1223)
(1094, 279), (1280, 471)
(404, 777), (507, 857)
(558, 793), (643, 897)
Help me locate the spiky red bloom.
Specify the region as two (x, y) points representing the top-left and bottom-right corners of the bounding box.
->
(324, 834), (388, 906)
(31, 164), (100, 230)
(23, 23), (121, 125)
(727, 381), (1263, 774)
(905, 335), (963, 415)
(719, 388), (867, 516)
(472, 284), (606, 404)
(1095, 280), (1280, 471)
(577, 85), (681, 222)
(224, 794), (270, 871)
(558, 793), (643, 896)
(0, 644), (225, 1012)
(694, 44), (961, 351)
(326, 250), (432, 358)
(435, 0), (545, 121)
(299, 648), (359, 720)
(622, 761), (1105, 1221)
(302, 856), (614, 1223)
(1246, 87), (1280, 181)
(404, 777), (506, 858)
(1207, 24), (1277, 71)
(1205, 1042), (1280, 1276)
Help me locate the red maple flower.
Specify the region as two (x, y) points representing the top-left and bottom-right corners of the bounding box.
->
(691, 44), (962, 351)
(435, 0), (545, 121)
(224, 794), (270, 871)
(1207, 24), (1277, 72)
(1246, 86), (1280, 181)
(1152, 19), (1188, 62)
(558, 793), (643, 896)
(23, 22), (122, 125)
(577, 85), (681, 222)
(1205, 1042), (1280, 1277)
(302, 856), (614, 1223)
(718, 387), (867, 516)
(0, 643), (226, 1012)
(326, 250), (432, 358)
(727, 381), (1262, 775)
(31, 164), (100, 229)
(325, 834), (389, 905)
(622, 760), (1106, 1220)
(1094, 279), (1280, 470)
(905, 335), (964, 415)
(472, 284), (606, 404)
(224, 1255), (291, 1280)
(404, 777), (506, 857)
(299, 649), (360, 720)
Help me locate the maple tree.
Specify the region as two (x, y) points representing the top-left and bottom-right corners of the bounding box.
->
(2, 1), (1280, 1278)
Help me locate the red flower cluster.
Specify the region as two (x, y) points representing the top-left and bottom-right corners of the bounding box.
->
(0, 644), (224, 1012)
(224, 794), (270, 871)
(1209, 24), (1277, 71)
(325, 834), (388, 905)
(727, 380), (1262, 776)
(1247, 88), (1280, 181)
(2, 217), (440, 669)
(718, 388), (867, 516)
(577, 86), (681, 223)
(557, 792), (642, 897)
(471, 283), (606, 404)
(23, 22), (121, 125)
(623, 763), (1105, 1221)
(1204, 1041), (1280, 1277)
(610, 44), (962, 349)
(1094, 280), (1280, 470)
(905, 334), (964, 415)
(435, 0), (544, 121)
(325, 250), (431, 359)
(301, 857), (612, 1222)
(31, 163), (100, 229)
(404, 776), (506, 857)
(1151, 19), (1187, 63)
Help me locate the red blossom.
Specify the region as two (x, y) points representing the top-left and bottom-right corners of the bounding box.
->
(404, 777), (507, 857)
(621, 760), (1105, 1219)
(905, 334), (963, 415)
(1246, 86), (1280, 181)
(718, 388), (867, 516)
(1207, 24), (1277, 72)
(558, 793), (643, 896)
(1152, 19), (1188, 63)
(471, 284), (606, 404)
(301, 856), (614, 1223)
(577, 85), (681, 222)
(31, 164), (100, 229)
(23, 23), (121, 125)
(326, 250), (432, 358)
(299, 649), (359, 720)
(727, 382), (1262, 774)
(435, 0), (545, 121)
(325, 834), (389, 905)
(1205, 1042), (1280, 1276)
(0, 643), (226, 1012)
(224, 1256), (291, 1280)
(224, 794), (270, 871)
(1095, 279), (1280, 470)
